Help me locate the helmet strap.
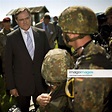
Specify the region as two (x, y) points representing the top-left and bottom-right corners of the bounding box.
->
(72, 46), (84, 58)
(72, 40), (92, 58)
(64, 34), (86, 43)
(69, 34), (86, 42)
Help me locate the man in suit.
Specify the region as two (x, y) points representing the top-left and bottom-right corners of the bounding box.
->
(35, 14), (56, 49)
(4, 7), (50, 112)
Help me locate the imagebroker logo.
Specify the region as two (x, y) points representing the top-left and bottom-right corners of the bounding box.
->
(67, 69), (112, 78)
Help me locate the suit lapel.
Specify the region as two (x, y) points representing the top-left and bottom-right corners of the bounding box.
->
(17, 28), (33, 60)
(32, 27), (40, 61)
(17, 28), (27, 49)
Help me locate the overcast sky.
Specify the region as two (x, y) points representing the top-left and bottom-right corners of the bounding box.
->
(0, 0), (112, 21)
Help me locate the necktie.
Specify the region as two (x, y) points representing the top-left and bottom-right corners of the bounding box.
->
(25, 31), (34, 60)
(45, 24), (48, 32)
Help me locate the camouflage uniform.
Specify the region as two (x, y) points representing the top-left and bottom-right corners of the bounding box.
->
(59, 6), (112, 112)
(37, 48), (74, 112)
(0, 28), (13, 75)
(0, 30), (6, 58)
(37, 82), (73, 112)
(73, 41), (112, 112)
(105, 6), (112, 61)
(0, 28), (13, 56)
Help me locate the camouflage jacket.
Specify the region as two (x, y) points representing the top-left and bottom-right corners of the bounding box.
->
(37, 82), (73, 112)
(0, 32), (6, 56)
(73, 41), (112, 112)
(0, 28), (13, 57)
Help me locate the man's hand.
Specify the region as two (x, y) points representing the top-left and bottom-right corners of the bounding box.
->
(10, 89), (19, 97)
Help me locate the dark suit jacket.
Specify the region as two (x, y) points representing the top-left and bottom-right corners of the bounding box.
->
(35, 22), (56, 48)
(4, 26), (50, 96)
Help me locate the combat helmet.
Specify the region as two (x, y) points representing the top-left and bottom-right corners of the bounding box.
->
(105, 6), (112, 16)
(41, 49), (74, 85)
(59, 6), (98, 35)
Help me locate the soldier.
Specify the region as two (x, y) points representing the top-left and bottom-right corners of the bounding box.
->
(0, 17), (13, 49)
(36, 48), (74, 112)
(105, 6), (112, 26)
(0, 17), (13, 76)
(105, 6), (112, 61)
(58, 6), (112, 111)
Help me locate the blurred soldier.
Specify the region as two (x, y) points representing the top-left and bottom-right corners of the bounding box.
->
(35, 14), (56, 49)
(92, 7), (112, 61)
(36, 48), (74, 112)
(0, 21), (3, 31)
(59, 6), (112, 111)
(105, 6), (112, 26)
(91, 13), (111, 59)
(0, 17), (13, 75)
(1, 17), (13, 35)
(105, 6), (112, 61)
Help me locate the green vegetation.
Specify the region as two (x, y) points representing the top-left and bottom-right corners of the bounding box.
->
(0, 75), (16, 112)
